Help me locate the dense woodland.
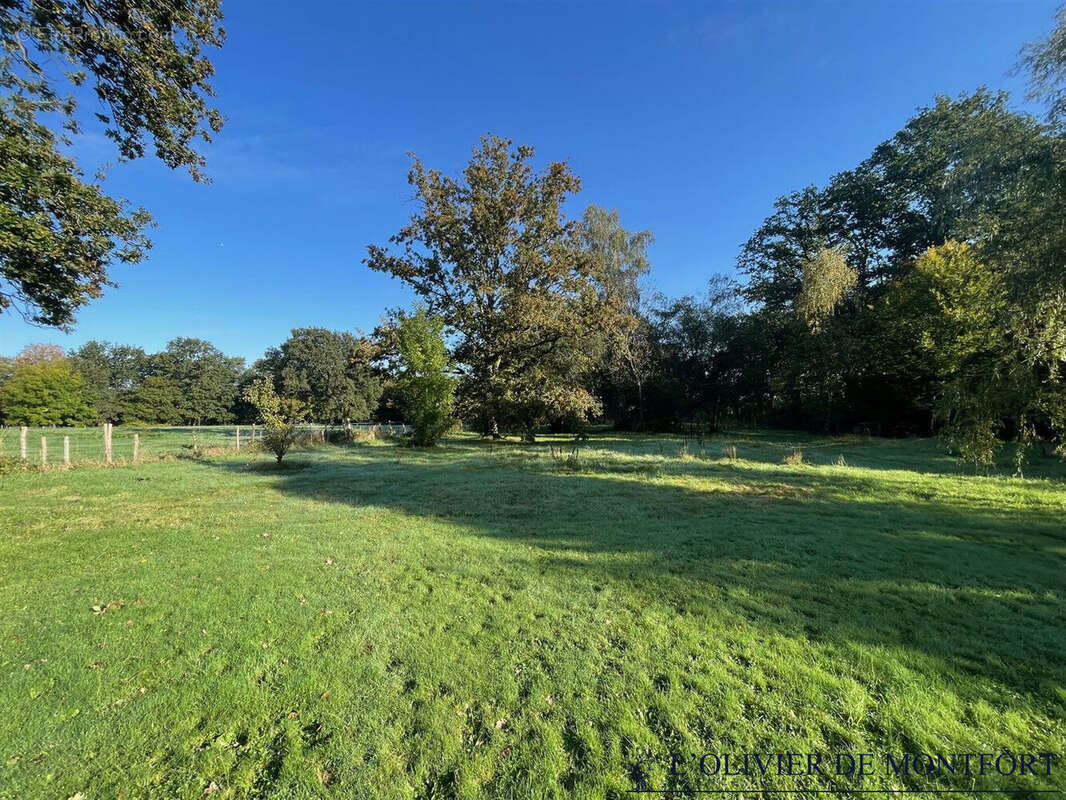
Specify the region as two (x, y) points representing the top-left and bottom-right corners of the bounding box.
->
(2, 7), (1066, 468)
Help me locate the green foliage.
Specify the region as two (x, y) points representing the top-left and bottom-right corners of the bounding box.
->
(1020, 3), (1066, 125)
(0, 0), (225, 178)
(65, 338), (245, 425)
(366, 135), (631, 436)
(151, 338), (244, 425)
(577, 204), (652, 308)
(733, 89), (1066, 446)
(796, 246), (857, 331)
(257, 328), (382, 424)
(0, 104), (152, 326)
(393, 310), (455, 446)
(243, 378), (306, 462)
(888, 241), (1062, 469)
(0, 0), (223, 326)
(0, 360), (94, 425)
(69, 340), (148, 423)
(635, 277), (754, 432)
(123, 375), (184, 426)
(580, 205), (654, 430)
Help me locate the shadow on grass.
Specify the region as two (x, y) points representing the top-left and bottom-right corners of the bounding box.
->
(205, 444), (1066, 710)
(471, 430), (1066, 480)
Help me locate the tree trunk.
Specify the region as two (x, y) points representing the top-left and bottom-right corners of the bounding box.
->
(635, 378), (645, 431)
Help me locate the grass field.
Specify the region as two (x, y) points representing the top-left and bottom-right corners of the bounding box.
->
(1, 431), (1064, 798)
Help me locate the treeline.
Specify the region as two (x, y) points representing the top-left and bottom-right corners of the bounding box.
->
(0, 330), (385, 427)
(355, 89), (1065, 467)
(2, 88), (1064, 470)
(599, 89), (1066, 463)
(3, 15), (1066, 469)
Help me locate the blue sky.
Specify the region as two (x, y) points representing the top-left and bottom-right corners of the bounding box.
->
(1, 0), (1059, 364)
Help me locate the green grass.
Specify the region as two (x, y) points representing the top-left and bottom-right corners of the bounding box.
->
(0, 424), (401, 465)
(0, 425), (244, 465)
(1, 432), (1064, 799)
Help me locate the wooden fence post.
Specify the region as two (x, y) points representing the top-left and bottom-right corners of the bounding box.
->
(40, 436), (47, 466)
(104, 422), (113, 465)
(63, 436), (70, 466)
(133, 433), (140, 463)
(235, 426), (241, 452)
(20, 426), (27, 460)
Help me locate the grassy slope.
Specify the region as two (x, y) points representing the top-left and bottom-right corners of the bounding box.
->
(0, 433), (1064, 799)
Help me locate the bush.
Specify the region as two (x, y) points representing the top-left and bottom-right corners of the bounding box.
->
(393, 310), (456, 447)
(243, 379), (306, 462)
(0, 361), (95, 426)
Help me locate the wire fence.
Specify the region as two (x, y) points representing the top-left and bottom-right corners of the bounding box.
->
(0, 423), (410, 467)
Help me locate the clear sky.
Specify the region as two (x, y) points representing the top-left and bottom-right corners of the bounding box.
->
(1, 0), (1059, 364)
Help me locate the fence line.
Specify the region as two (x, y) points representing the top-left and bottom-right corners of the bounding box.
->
(0, 423), (411, 468)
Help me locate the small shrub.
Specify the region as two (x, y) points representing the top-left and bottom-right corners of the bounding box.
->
(835, 453), (848, 467)
(783, 449), (805, 466)
(0, 456), (33, 475)
(549, 445), (582, 471)
(261, 423), (301, 463)
(243, 379), (307, 463)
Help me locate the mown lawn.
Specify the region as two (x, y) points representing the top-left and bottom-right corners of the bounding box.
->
(1, 432), (1064, 799)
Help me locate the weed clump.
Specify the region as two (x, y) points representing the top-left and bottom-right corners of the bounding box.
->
(549, 445), (582, 471)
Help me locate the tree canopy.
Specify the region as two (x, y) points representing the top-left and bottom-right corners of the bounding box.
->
(255, 328), (382, 424)
(390, 309), (456, 446)
(1, 0), (225, 326)
(0, 359), (95, 425)
(366, 135), (636, 436)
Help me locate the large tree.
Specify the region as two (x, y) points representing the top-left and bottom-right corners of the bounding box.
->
(366, 135), (629, 436)
(150, 337), (244, 425)
(579, 205), (654, 430)
(69, 339), (148, 422)
(257, 328), (382, 424)
(736, 90), (1066, 439)
(1, 0), (225, 326)
(0, 359), (95, 425)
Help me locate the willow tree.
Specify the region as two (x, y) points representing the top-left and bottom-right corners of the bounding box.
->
(578, 205), (653, 429)
(796, 246), (857, 332)
(366, 135), (626, 437)
(1020, 3), (1066, 125)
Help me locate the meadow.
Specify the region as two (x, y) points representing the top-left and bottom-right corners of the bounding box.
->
(0, 431), (1064, 799)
